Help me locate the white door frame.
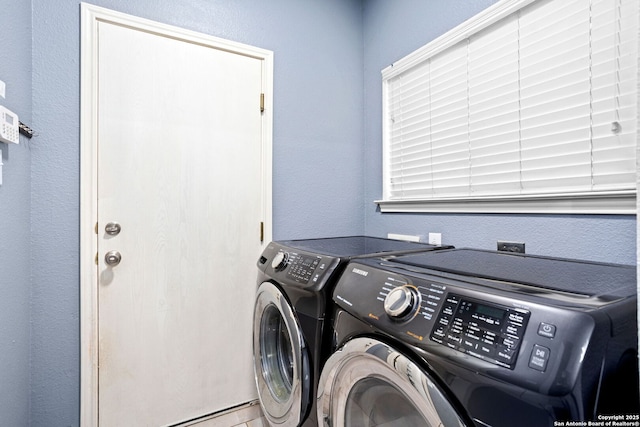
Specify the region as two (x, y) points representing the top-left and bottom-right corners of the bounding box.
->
(79, 4), (273, 425)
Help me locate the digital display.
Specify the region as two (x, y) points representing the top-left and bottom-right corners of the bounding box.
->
(474, 303), (506, 320)
(5, 114), (13, 125)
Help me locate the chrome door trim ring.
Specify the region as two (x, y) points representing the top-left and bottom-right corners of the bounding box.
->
(317, 336), (467, 427)
(253, 281), (306, 427)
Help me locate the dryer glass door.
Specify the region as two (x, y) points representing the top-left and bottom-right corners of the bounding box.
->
(317, 337), (467, 427)
(254, 282), (309, 427)
(259, 304), (294, 401)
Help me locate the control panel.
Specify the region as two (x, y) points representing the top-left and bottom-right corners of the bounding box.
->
(0, 105), (19, 144)
(430, 294), (530, 369)
(285, 252), (323, 284)
(333, 260), (603, 396)
(269, 250), (327, 284)
(258, 243), (338, 289)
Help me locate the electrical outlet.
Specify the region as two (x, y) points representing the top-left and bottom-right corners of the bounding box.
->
(497, 241), (525, 253)
(428, 233), (442, 245)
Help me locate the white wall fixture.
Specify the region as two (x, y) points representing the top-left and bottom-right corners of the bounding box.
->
(0, 105), (20, 144)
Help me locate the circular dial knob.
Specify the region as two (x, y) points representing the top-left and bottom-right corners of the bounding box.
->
(271, 251), (289, 271)
(384, 285), (419, 319)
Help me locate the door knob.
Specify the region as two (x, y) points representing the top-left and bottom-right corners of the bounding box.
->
(105, 250), (122, 266)
(105, 222), (122, 236)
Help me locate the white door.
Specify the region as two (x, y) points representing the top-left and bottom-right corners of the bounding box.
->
(80, 6), (272, 426)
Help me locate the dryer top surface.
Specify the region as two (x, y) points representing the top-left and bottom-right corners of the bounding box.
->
(276, 236), (445, 258)
(388, 249), (636, 298)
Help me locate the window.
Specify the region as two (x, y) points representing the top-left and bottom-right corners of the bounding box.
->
(378, 0), (638, 214)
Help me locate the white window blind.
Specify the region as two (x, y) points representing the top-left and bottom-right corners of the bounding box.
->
(379, 0), (638, 214)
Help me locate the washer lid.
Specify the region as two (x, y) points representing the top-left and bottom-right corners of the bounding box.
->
(389, 248), (636, 298)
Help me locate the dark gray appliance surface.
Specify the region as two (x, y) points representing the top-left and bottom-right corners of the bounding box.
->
(254, 236), (452, 427)
(330, 248), (638, 426)
(389, 248), (636, 298)
(276, 235), (449, 258)
(256, 236), (451, 313)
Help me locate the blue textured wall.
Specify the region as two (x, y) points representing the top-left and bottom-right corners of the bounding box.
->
(29, 0), (363, 425)
(3, 0), (637, 425)
(362, 0), (637, 264)
(0, 0), (32, 425)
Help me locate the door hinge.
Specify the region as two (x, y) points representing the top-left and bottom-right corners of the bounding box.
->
(260, 221), (264, 242)
(95, 222), (98, 234)
(95, 252), (98, 265)
(260, 93), (265, 113)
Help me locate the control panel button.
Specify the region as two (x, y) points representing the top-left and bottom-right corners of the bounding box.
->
(529, 344), (550, 372)
(271, 251), (289, 271)
(384, 285), (420, 319)
(508, 312), (526, 325)
(478, 344), (496, 357)
(537, 322), (556, 339)
(496, 345), (517, 364)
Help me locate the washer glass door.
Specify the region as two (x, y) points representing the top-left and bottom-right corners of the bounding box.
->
(260, 304), (295, 402)
(317, 337), (467, 427)
(345, 377), (429, 426)
(254, 281), (309, 427)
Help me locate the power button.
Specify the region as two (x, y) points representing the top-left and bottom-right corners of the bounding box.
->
(537, 322), (556, 339)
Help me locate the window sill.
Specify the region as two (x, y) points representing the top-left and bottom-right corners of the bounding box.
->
(375, 191), (637, 215)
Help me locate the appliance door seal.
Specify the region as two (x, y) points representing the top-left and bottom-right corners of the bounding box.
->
(253, 281), (310, 427)
(317, 337), (468, 427)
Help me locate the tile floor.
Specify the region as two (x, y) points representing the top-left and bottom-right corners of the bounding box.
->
(177, 401), (266, 427)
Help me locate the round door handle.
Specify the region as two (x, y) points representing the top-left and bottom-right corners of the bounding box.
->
(105, 250), (122, 267)
(105, 222), (122, 236)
